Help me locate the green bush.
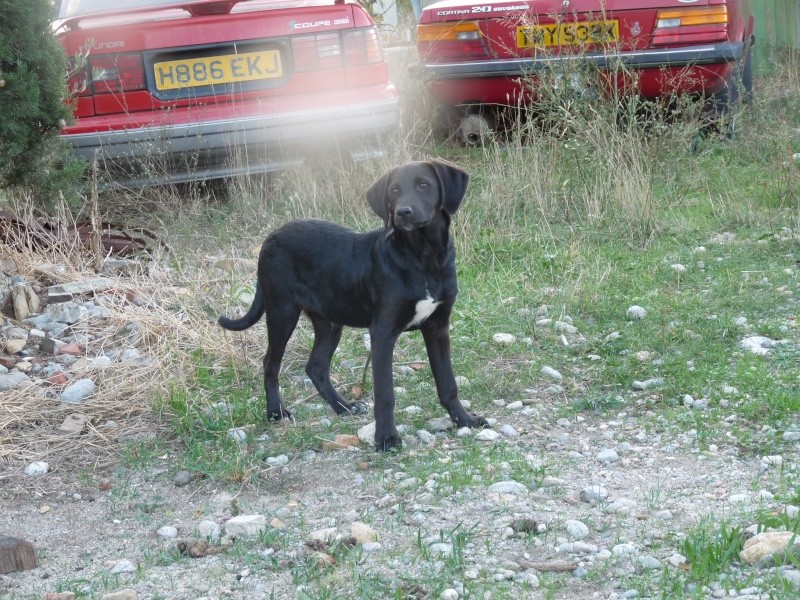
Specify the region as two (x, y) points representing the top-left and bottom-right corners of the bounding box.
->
(0, 0), (85, 207)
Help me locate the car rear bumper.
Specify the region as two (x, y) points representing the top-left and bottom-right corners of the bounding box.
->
(418, 41), (745, 79)
(62, 89), (399, 187)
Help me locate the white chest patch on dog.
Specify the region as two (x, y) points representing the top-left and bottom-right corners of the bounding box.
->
(406, 294), (440, 329)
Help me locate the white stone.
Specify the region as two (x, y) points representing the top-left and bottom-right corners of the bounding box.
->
(429, 542), (453, 555)
(110, 560), (135, 574)
(580, 485), (608, 503)
(358, 421), (376, 444)
(632, 378), (664, 390)
(668, 553), (687, 567)
(227, 428), (247, 444)
(540, 366), (563, 381)
(47, 301), (88, 324)
(558, 541), (597, 554)
(553, 321), (577, 334)
(267, 454), (288, 467)
(362, 542), (382, 552)
(475, 429), (500, 442)
(224, 514), (267, 537)
(739, 336), (777, 356)
(638, 555), (662, 570)
(499, 424), (518, 439)
(197, 520), (221, 542)
(417, 430), (436, 446)
(612, 543), (637, 556)
(565, 520), (589, 540)
(427, 417), (454, 432)
(157, 525), (178, 538)
(783, 570), (800, 587)
(492, 333), (516, 345)
(25, 461), (49, 476)
(308, 527), (337, 543)
(627, 305), (647, 319)
(596, 448), (620, 463)
(60, 378), (96, 403)
(488, 481), (527, 495)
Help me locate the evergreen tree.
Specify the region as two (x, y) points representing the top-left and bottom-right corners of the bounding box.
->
(0, 0), (84, 205)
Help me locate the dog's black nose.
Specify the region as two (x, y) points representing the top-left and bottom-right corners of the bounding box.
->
(395, 206), (413, 218)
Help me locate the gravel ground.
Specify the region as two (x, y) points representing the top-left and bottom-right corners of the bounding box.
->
(3, 395), (799, 600)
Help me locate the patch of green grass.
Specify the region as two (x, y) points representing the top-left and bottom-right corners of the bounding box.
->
(679, 519), (745, 587)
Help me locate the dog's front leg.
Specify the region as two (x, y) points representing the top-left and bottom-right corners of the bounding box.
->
(422, 321), (488, 429)
(370, 325), (402, 451)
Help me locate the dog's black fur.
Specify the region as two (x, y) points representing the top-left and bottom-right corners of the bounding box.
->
(218, 159), (487, 451)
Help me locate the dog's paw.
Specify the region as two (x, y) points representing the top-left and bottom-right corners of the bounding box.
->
(375, 433), (403, 452)
(345, 401), (368, 416)
(456, 413), (489, 429)
(333, 400), (368, 417)
(267, 407), (293, 422)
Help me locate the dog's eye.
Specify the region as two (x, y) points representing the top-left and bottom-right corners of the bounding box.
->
(390, 187), (400, 196)
(418, 182), (429, 190)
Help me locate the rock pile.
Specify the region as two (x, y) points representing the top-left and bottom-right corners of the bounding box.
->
(1, 257), (159, 468)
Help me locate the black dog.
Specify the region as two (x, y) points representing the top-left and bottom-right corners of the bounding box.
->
(218, 159), (487, 450)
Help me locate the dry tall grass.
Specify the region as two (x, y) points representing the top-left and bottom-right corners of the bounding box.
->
(2, 46), (799, 482)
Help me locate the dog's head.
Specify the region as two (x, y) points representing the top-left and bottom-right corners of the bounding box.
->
(366, 159), (469, 230)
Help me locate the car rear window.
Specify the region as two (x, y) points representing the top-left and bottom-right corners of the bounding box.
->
(58, 0), (190, 18)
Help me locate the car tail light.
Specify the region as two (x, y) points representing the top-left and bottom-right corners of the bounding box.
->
(652, 5), (729, 46)
(417, 22), (487, 60)
(342, 27), (385, 66)
(67, 58), (91, 97)
(89, 53), (146, 94)
(292, 28), (384, 73)
(292, 33), (342, 72)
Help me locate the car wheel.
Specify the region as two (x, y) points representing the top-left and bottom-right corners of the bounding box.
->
(458, 111), (496, 147)
(706, 45), (753, 139)
(741, 44), (754, 104)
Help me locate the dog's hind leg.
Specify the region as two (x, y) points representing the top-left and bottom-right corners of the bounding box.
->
(305, 313), (367, 416)
(422, 322), (488, 429)
(263, 304), (301, 421)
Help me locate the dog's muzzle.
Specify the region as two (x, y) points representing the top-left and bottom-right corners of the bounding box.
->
(394, 206), (426, 230)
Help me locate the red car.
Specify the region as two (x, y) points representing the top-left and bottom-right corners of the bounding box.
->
(417, 0), (754, 143)
(54, 0), (399, 186)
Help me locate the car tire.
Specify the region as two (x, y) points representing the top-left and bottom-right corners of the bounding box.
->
(740, 43), (754, 105)
(704, 45), (753, 140)
(458, 111), (496, 147)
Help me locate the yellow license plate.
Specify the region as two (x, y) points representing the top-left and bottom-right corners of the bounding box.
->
(154, 50), (282, 90)
(517, 19), (619, 48)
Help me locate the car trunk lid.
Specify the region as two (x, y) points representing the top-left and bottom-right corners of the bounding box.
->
(57, 0), (384, 118)
(419, 0), (730, 61)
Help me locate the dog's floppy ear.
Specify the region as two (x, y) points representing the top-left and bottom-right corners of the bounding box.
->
(428, 159), (469, 215)
(365, 169), (393, 225)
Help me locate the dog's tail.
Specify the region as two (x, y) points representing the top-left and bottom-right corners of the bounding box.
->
(218, 286), (266, 331)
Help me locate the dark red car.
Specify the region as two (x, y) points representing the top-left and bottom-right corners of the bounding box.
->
(55, 0), (399, 186)
(417, 0), (754, 143)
